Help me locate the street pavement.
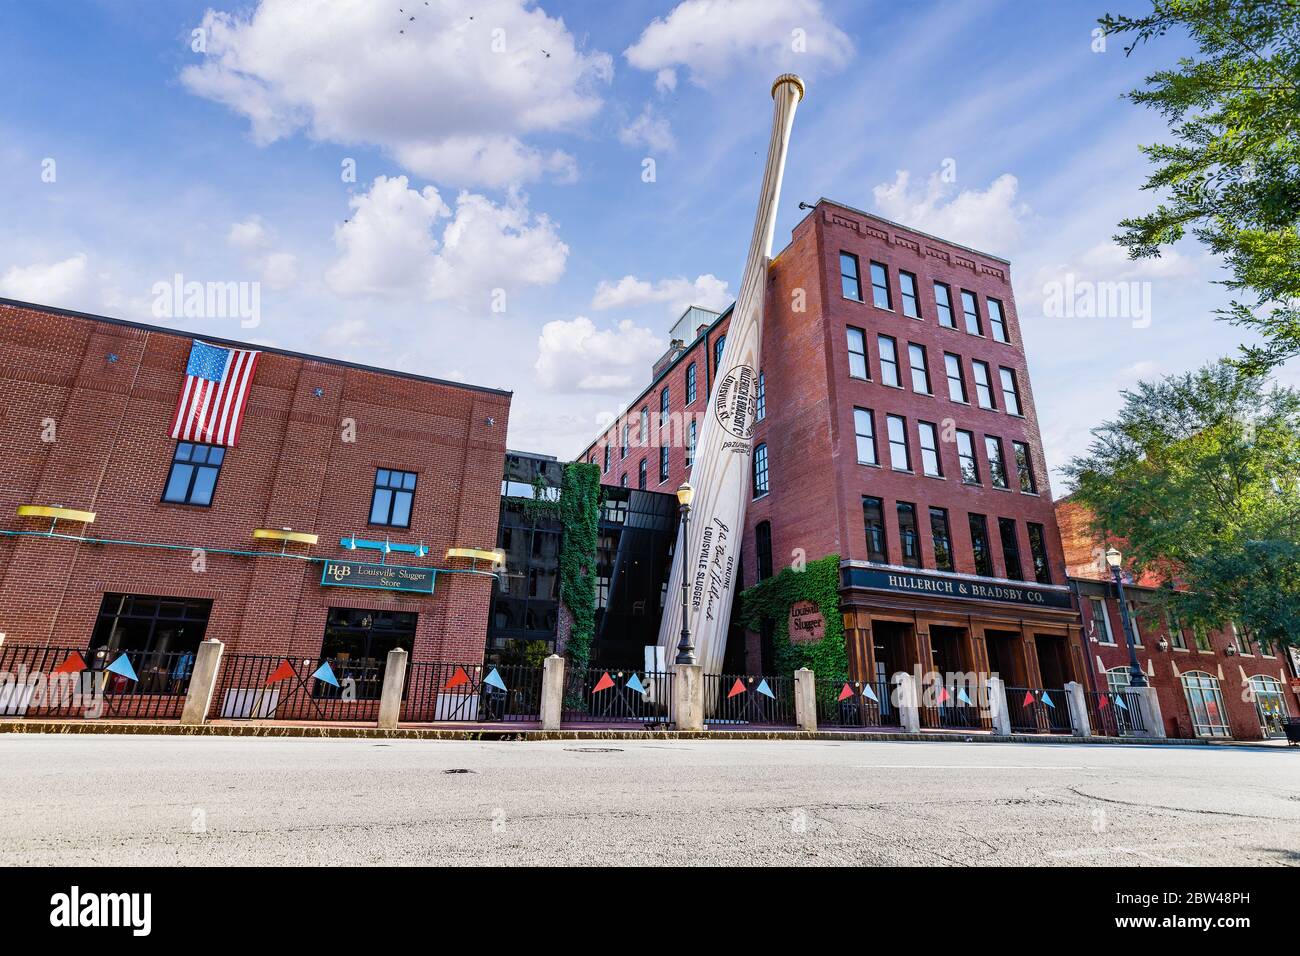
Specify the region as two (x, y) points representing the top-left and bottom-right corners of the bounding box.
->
(1, 734), (1296, 866)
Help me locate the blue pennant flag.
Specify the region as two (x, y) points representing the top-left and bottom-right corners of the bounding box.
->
(861, 683), (879, 703)
(1041, 691), (1055, 708)
(1115, 695), (1128, 711)
(957, 688), (973, 706)
(755, 679), (775, 699)
(312, 661), (339, 687)
(483, 668), (507, 691)
(105, 653), (137, 682)
(625, 672), (646, 694)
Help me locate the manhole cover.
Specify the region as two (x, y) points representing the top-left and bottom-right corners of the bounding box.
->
(443, 768), (477, 774)
(564, 747), (624, 753)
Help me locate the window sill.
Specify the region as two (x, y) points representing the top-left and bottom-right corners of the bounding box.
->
(1173, 647), (1190, 653)
(753, 492), (770, 501)
(1019, 490), (1040, 497)
(923, 473), (946, 481)
(857, 460), (882, 468)
(881, 382), (904, 390)
(991, 485), (1013, 492)
(891, 468), (915, 475)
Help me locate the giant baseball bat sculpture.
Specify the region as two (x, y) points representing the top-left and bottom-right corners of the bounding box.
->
(656, 73), (804, 677)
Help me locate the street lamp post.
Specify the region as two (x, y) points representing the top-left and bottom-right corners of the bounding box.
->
(674, 482), (696, 665)
(1105, 547), (1148, 687)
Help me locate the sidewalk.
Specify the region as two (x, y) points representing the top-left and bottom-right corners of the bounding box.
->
(2, 716), (1293, 748)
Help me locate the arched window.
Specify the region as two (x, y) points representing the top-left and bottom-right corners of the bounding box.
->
(1101, 667), (1137, 735)
(714, 334), (726, 372)
(755, 521), (773, 580)
(1181, 671), (1230, 738)
(686, 363), (697, 404)
(753, 442), (769, 497)
(1249, 675), (1289, 738)
(755, 371), (766, 421)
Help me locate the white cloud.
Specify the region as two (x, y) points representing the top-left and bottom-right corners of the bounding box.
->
(325, 175), (567, 303)
(182, 0), (613, 188)
(227, 216), (299, 289)
(592, 273), (731, 317)
(0, 254), (91, 304)
(872, 170), (1030, 256)
(535, 315), (664, 392)
(625, 0), (852, 87)
(619, 105), (675, 152)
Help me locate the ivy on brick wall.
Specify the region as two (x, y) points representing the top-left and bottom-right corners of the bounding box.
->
(736, 553), (847, 683)
(558, 462), (601, 672)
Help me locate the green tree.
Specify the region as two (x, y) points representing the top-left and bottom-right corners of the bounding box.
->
(1099, 1), (1300, 371)
(1065, 363), (1300, 647)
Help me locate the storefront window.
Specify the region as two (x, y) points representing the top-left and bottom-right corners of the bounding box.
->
(1181, 671), (1231, 737)
(1249, 675), (1289, 738)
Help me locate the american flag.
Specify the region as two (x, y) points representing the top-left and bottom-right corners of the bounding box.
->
(169, 340), (260, 447)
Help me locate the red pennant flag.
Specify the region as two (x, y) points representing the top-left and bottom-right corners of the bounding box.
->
(444, 666), (471, 691)
(727, 678), (747, 698)
(53, 651), (87, 674)
(1097, 694), (1110, 709)
(592, 672), (616, 693)
(837, 683), (854, 702)
(937, 685), (950, 704)
(1023, 690), (1035, 707)
(266, 660), (296, 685)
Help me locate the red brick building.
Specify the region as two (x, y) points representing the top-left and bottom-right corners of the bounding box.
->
(580, 199), (1085, 698)
(0, 299), (509, 675)
(1057, 498), (1299, 740)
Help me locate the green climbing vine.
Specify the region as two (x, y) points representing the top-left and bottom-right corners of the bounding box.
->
(557, 461), (601, 672)
(735, 553), (847, 683)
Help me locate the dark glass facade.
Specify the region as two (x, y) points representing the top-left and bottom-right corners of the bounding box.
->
(591, 487), (677, 668)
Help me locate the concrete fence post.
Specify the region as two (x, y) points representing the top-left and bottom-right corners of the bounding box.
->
(894, 671), (921, 734)
(180, 639), (225, 726)
(793, 668), (817, 732)
(986, 675), (1011, 736)
(541, 654), (565, 730)
(377, 647), (408, 730)
(1131, 686), (1167, 739)
(1065, 681), (1091, 736)
(672, 663), (704, 732)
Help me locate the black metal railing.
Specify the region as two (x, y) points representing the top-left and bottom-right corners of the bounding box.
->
(210, 654), (383, 722)
(0, 644), (194, 720)
(1005, 686), (1073, 734)
(815, 679), (899, 728)
(703, 673), (796, 728)
(562, 668), (672, 724)
(1085, 690), (1146, 736)
(918, 679), (991, 730)
(402, 662), (542, 723)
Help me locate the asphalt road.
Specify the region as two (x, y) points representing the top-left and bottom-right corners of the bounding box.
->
(1, 734), (1296, 866)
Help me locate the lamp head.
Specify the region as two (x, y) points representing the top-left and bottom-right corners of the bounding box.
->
(676, 481), (694, 507)
(1104, 547), (1121, 569)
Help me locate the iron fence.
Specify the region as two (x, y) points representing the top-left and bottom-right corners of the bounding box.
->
(815, 679), (898, 728)
(209, 653), (384, 722)
(703, 673), (796, 728)
(0, 644), (194, 720)
(562, 668), (672, 725)
(402, 661), (542, 723)
(1085, 690), (1146, 736)
(1005, 686), (1073, 734)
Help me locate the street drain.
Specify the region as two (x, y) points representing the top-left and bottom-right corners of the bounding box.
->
(443, 768), (476, 774)
(564, 747), (623, 753)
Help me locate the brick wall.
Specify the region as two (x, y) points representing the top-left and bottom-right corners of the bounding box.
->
(0, 301), (510, 664)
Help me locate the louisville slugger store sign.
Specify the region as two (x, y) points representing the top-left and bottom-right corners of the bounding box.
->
(843, 566), (1073, 610)
(320, 560), (436, 594)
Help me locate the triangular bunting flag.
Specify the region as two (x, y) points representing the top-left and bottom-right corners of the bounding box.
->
(727, 678), (747, 699)
(1115, 695), (1128, 711)
(837, 683), (854, 702)
(266, 660), (296, 685)
(1097, 693), (1110, 708)
(105, 653), (138, 682)
(625, 672), (646, 694)
(755, 679), (775, 699)
(936, 685), (950, 704)
(861, 683), (879, 703)
(957, 688), (973, 706)
(1023, 690), (1036, 707)
(592, 671), (615, 693)
(483, 668), (507, 691)
(444, 666), (471, 691)
(1041, 691), (1055, 708)
(53, 651), (87, 674)
(311, 661), (339, 687)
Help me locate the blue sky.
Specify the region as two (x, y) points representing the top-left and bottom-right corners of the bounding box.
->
(1, 0), (1288, 491)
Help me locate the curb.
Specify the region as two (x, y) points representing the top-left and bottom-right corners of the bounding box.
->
(2, 719), (1288, 748)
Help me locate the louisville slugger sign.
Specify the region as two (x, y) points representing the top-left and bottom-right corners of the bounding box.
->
(656, 73), (804, 676)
